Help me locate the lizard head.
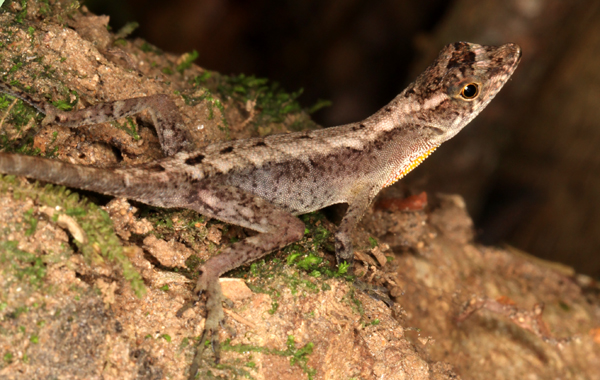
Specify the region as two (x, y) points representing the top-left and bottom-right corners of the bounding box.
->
(400, 42), (521, 142)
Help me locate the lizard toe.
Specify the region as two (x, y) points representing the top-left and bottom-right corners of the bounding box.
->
(187, 273), (227, 379)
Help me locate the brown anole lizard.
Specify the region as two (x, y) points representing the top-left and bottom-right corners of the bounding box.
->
(0, 42), (521, 378)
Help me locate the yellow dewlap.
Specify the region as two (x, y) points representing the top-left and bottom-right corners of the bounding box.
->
(383, 146), (438, 188)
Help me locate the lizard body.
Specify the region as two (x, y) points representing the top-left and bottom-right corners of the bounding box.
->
(0, 42), (521, 378)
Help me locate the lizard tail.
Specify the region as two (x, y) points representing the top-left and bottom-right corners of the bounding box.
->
(0, 153), (184, 208)
(0, 82), (52, 115)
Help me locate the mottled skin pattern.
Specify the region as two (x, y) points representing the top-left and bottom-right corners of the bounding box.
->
(0, 42), (521, 378)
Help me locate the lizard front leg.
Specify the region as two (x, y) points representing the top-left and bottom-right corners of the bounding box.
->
(334, 187), (375, 266)
(183, 183), (305, 379)
(336, 189), (395, 305)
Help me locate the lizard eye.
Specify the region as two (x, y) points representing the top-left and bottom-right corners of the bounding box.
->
(460, 83), (480, 100)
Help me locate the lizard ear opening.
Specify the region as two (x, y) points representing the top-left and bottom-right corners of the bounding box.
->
(460, 83), (480, 100)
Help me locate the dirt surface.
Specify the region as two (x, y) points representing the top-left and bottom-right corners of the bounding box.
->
(0, 3), (599, 380)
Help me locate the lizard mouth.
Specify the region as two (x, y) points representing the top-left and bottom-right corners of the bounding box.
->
(490, 43), (522, 95)
(498, 42), (522, 70)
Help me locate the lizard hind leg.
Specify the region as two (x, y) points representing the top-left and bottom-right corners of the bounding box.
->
(41, 94), (190, 156)
(182, 184), (305, 379)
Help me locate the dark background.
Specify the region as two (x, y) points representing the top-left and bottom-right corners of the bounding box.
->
(85, 0), (600, 277)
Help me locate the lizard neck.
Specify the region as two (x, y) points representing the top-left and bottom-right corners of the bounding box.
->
(381, 144), (438, 188)
(362, 94), (446, 190)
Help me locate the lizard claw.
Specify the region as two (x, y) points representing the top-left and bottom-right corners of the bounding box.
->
(188, 327), (221, 379)
(353, 279), (394, 307)
(186, 273), (226, 380)
(176, 297), (199, 318)
(41, 111), (57, 126)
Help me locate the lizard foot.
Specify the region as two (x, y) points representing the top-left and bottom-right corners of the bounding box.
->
(186, 272), (226, 380)
(353, 279), (394, 307)
(41, 111), (57, 126)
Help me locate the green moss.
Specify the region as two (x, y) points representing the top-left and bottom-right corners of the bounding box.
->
(282, 213), (352, 280)
(307, 99), (332, 114)
(3, 351), (13, 364)
(29, 333), (38, 343)
(0, 94), (43, 151)
(141, 207), (208, 250)
(219, 75), (301, 123)
(112, 117), (141, 140)
(139, 41), (163, 55)
(115, 21), (139, 39)
(51, 89), (78, 111)
(223, 74), (303, 130)
(184, 255), (203, 273)
(0, 76), (45, 153)
(45, 131), (59, 157)
(23, 208), (38, 236)
(368, 236), (378, 248)
(191, 71), (325, 134)
(193, 71), (211, 85)
(294, 253), (323, 271)
(345, 288), (364, 316)
(220, 335), (315, 379)
(194, 360), (254, 380)
(267, 300), (279, 315)
(37, 0), (50, 15)
(26, 26), (35, 46)
(177, 50), (199, 74)
(0, 241), (46, 290)
(14, 0), (27, 24)
(300, 213), (333, 251)
(0, 175), (145, 297)
(181, 89), (229, 138)
(230, 211), (352, 305)
(180, 337), (190, 349)
(140, 42), (152, 52)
